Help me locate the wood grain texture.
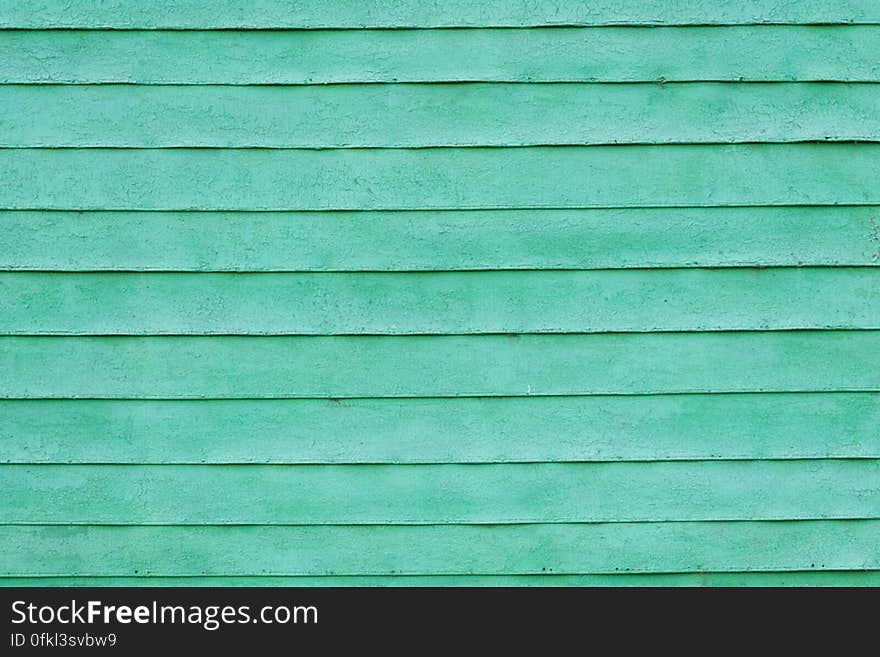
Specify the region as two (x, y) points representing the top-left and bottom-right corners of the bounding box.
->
(2, 269), (878, 335)
(4, 208), (878, 272)
(3, 4), (876, 587)
(4, 27), (878, 84)
(3, 1), (878, 28)
(3, 522), (878, 575)
(4, 572), (880, 587)
(3, 461), (876, 524)
(1, 332), (877, 399)
(2, 145), (879, 211)
(5, 83), (880, 147)
(3, 394), (877, 464)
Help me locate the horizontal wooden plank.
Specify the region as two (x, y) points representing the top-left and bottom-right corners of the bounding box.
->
(2, 269), (878, 335)
(3, 394), (877, 464)
(3, 461), (877, 524)
(3, 522), (877, 575)
(3, 208), (878, 271)
(1, 332), (876, 399)
(5, 83), (880, 148)
(2, 145), (878, 210)
(4, 572), (879, 586)
(3, 27), (879, 84)
(3, 1), (877, 28)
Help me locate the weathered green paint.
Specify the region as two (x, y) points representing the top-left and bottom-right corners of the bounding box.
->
(3, 461), (877, 524)
(3, 394), (877, 464)
(3, 0), (878, 28)
(5, 83), (880, 147)
(2, 332), (876, 399)
(5, 572), (880, 587)
(2, 5), (877, 586)
(4, 28), (878, 84)
(3, 522), (878, 575)
(3, 145), (878, 211)
(3, 208), (878, 272)
(2, 269), (878, 335)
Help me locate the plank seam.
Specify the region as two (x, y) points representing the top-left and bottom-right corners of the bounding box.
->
(2, 204), (878, 212)
(4, 457), (875, 465)
(1, 24), (878, 31)
(1, 519), (878, 527)
(3, 390), (877, 400)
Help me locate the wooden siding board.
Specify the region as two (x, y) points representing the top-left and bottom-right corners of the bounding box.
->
(3, 522), (878, 576)
(3, 1), (880, 28)
(1, 269), (879, 335)
(3, 208), (878, 272)
(3, 394), (878, 464)
(2, 461), (878, 524)
(2, 144), (879, 211)
(4, 83), (880, 148)
(4, 27), (879, 84)
(4, 572), (880, 587)
(1, 332), (877, 399)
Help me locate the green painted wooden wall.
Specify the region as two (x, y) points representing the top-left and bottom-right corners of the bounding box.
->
(1, 1), (879, 587)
